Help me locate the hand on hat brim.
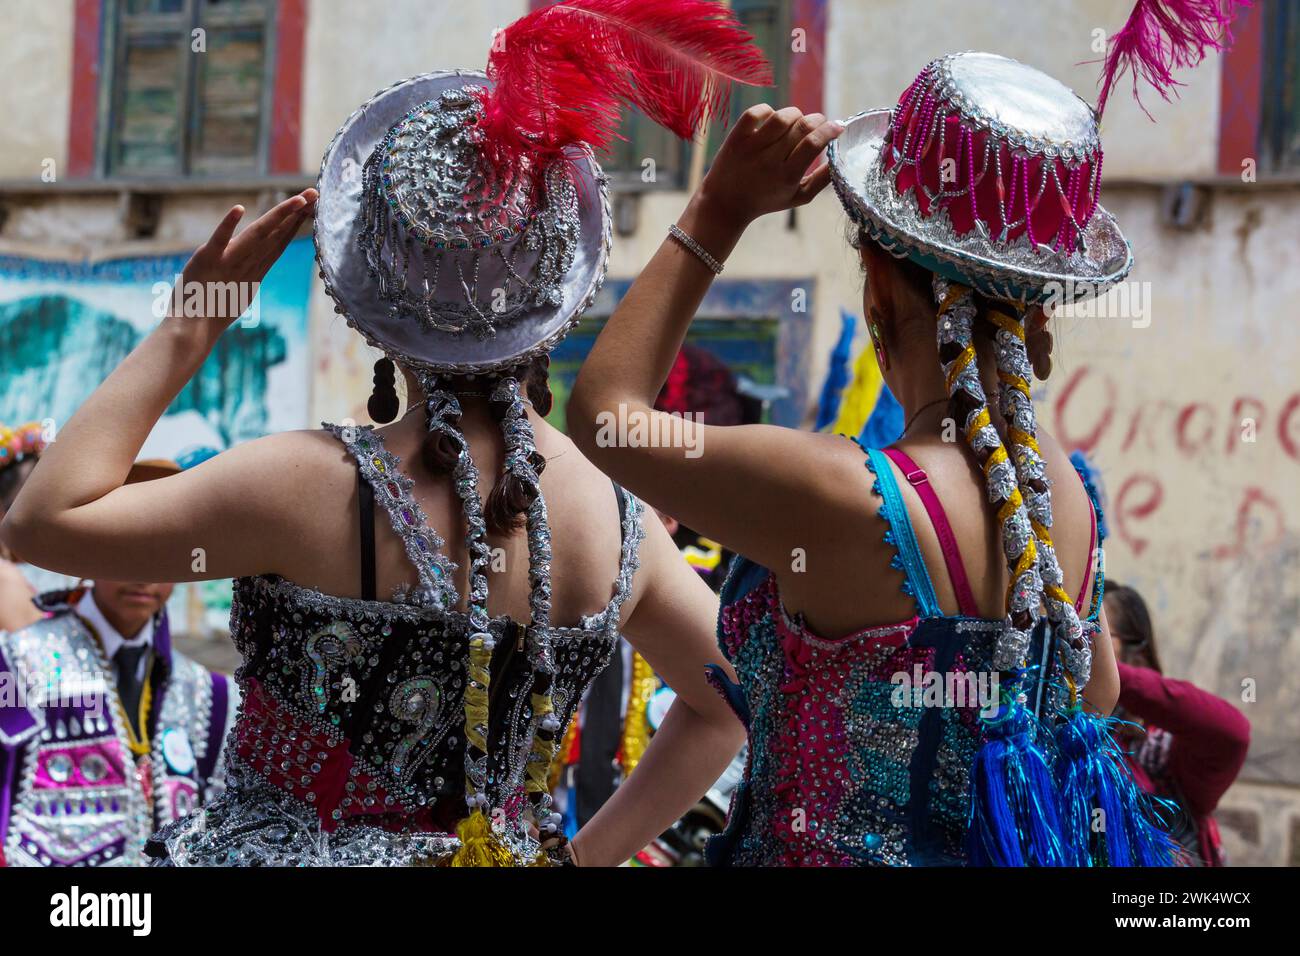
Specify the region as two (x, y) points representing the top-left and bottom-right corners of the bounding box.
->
(174, 189), (318, 328)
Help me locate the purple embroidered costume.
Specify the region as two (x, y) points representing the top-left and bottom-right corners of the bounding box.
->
(0, 591), (237, 866)
(705, 445), (1100, 866)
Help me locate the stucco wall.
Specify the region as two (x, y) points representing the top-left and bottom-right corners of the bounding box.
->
(825, 0), (1222, 178)
(0, 0), (74, 180)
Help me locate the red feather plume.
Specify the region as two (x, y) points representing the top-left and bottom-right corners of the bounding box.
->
(1096, 0), (1252, 118)
(475, 0), (773, 172)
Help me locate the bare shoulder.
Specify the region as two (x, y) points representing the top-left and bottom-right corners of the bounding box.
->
(1035, 427), (1090, 516)
(196, 428), (351, 492)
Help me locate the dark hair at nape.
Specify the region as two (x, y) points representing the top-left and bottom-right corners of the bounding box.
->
(1105, 581), (1162, 673)
(417, 355), (553, 536)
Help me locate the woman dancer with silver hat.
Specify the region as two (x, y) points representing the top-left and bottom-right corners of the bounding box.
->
(568, 1), (1244, 865)
(2, 0), (770, 866)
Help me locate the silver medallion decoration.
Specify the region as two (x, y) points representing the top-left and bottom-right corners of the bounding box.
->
(355, 86), (580, 342)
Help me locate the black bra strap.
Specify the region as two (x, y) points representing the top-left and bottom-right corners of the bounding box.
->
(613, 479), (628, 526)
(358, 467), (377, 601)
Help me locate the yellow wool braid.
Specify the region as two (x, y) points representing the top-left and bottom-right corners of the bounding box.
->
(463, 636), (492, 758)
(619, 653), (657, 776)
(446, 631), (512, 866)
(525, 692), (556, 794)
(988, 310), (1069, 606)
(986, 303), (1090, 702)
(934, 278), (1043, 675)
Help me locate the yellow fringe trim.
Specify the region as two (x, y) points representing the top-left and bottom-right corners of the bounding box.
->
(525, 692), (555, 794)
(443, 810), (517, 867)
(619, 653), (657, 777)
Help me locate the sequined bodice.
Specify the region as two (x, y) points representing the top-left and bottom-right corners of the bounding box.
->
(151, 427), (643, 866)
(708, 566), (1005, 867)
(704, 444), (1090, 868)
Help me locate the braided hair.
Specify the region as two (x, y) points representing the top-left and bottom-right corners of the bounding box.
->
(984, 301), (1091, 693)
(933, 278), (1091, 698)
(413, 361), (563, 861)
(933, 279), (1043, 672)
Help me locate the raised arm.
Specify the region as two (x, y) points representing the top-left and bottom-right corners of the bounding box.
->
(0, 192), (317, 582)
(566, 106), (845, 572)
(570, 513), (745, 867)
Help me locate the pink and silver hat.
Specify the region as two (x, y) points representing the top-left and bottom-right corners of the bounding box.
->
(828, 0), (1250, 304)
(829, 51), (1131, 306)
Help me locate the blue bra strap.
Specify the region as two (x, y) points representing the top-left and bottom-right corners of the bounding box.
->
(865, 447), (942, 617)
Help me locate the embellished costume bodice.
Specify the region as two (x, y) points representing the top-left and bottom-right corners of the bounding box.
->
(705, 446), (1101, 867)
(150, 425), (644, 866)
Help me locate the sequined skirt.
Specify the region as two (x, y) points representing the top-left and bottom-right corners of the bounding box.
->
(146, 762), (474, 867)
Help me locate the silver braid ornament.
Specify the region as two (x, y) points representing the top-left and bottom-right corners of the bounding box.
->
(933, 277), (1042, 672)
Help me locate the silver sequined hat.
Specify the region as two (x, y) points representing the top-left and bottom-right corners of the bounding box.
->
(314, 70), (610, 375)
(829, 52), (1133, 305)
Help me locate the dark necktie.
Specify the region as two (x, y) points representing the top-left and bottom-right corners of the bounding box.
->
(114, 644), (149, 739)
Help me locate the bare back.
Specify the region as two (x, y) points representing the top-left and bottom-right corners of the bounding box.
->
(258, 404), (634, 629)
(766, 425), (1098, 640)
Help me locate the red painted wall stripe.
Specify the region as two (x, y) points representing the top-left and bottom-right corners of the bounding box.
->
(67, 0), (102, 179)
(789, 0), (826, 116)
(1217, 1), (1263, 175)
(269, 0), (307, 174)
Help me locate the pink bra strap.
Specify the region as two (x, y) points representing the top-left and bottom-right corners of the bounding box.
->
(882, 448), (980, 617)
(1076, 497), (1098, 613)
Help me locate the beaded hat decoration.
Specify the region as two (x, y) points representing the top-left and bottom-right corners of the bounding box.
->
(315, 0), (770, 375)
(828, 0), (1251, 306)
(829, 52), (1132, 307)
(316, 0), (769, 865)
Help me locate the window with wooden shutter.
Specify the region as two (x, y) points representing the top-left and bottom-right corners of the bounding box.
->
(1260, 0), (1300, 173)
(596, 0), (794, 186)
(703, 0), (790, 165)
(103, 0), (275, 177)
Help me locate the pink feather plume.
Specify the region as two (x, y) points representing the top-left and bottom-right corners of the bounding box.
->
(1096, 0), (1252, 118)
(475, 0), (772, 172)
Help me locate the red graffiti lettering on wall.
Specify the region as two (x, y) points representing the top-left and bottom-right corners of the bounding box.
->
(1212, 487), (1286, 560)
(1113, 473), (1164, 557)
(1049, 365), (1296, 562)
(1281, 394), (1300, 461)
(1051, 365), (1300, 463)
(1052, 366), (1115, 454)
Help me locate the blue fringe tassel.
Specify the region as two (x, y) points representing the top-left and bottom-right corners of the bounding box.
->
(1055, 709), (1181, 867)
(968, 699), (1069, 866)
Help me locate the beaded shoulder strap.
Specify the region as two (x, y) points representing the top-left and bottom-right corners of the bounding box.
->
(324, 423), (459, 610)
(863, 445), (942, 618)
(577, 485), (646, 634)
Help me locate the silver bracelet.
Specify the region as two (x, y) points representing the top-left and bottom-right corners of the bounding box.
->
(668, 223), (724, 275)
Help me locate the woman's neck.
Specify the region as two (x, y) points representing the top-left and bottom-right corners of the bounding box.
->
(889, 334), (1007, 439)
